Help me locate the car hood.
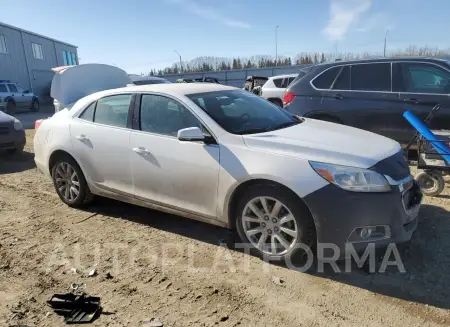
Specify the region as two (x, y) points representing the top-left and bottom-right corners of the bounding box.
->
(242, 118), (401, 169)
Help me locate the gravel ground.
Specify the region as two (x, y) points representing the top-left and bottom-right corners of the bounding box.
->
(0, 130), (449, 326)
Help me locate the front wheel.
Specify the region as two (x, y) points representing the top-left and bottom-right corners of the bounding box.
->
(51, 155), (94, 207)
(30, 99), (40, 112)
(235, 185), (315, 261)
(415, 170), (445, 197)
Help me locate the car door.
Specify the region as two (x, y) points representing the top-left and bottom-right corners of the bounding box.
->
(69, 93), (134, 195)
(16, 84), (33, 107)
(129, 93), (220, 218)
(344, 63), (401, 140)
(6, 84), (24, 108)
(395, 61), (450, 141)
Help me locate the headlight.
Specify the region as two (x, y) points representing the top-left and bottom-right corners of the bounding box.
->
(310, 161), (391, 192)
(13, 118), (23, 131)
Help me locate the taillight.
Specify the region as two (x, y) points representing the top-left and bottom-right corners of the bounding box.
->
(283, 92), (296, 105)
(35, 119), (45, 130)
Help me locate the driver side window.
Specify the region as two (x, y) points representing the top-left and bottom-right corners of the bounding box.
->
(140, 94), (203, 137)
(402, 63), (450, 94)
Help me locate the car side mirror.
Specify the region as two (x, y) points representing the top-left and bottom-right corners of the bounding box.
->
(177, 127), (205, 142)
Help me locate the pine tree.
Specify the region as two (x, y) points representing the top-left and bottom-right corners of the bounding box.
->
(320, 53), (326, 63)
(314, 54), (318, 64)
(287, 57), (292, 65)
(246, 59), (252, 68)
(236, 58), (242, 69)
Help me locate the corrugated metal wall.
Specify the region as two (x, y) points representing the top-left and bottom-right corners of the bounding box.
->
(0, 23), (77, 103)
(159, 64), (313, 87)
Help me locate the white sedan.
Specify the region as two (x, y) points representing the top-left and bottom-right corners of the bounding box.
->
(34, 83), (421, 261)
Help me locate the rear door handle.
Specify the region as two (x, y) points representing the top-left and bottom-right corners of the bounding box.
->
(133, 147), (150, 155)
(76, 134), (88, 141)
(333, 94), (344, 100)
(403, 98), (419, 104)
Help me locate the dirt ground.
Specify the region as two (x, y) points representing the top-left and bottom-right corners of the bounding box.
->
(1, 129), (450, 327)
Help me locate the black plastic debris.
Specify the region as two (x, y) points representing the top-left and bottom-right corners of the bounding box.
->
(47, 293), (101, 324)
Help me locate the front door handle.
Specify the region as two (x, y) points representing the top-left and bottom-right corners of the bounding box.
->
(133, 147), (150, 155)
(403, 98), (419, 104)
(333, 94), (344, 100)
(76, 134), (88, 141)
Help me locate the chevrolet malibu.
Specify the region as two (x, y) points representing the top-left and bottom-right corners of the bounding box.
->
(34, 83), (421, 260)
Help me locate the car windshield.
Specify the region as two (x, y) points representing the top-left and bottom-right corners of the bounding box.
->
(187, 90), (301, 135)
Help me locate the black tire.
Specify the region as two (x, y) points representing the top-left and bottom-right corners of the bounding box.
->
(415, 170), (445, 197)
(6, 101), (16, 115)
(51, 154), (94, 207)
(269, 98), (283, 108)
(30, 99), (40, 112)
(235, 184), (315, 262)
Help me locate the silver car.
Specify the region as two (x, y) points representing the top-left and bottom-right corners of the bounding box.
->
(0, 111), (25, 153)
(0, 80), (39, 114)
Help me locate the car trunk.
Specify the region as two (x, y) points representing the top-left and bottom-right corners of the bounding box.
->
(50, 64), (132, 112)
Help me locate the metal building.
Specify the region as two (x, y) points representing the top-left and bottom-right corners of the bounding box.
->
(0, 22), (78, 103)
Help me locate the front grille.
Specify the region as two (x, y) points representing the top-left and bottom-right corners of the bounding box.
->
(0, 142), (13, 148)
(370, 151), (410, 181)
(0, 126), (9, 135)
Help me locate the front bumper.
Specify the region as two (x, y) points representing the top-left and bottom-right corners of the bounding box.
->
(0, 128), (26, 151)
(303, 176), (422, 259)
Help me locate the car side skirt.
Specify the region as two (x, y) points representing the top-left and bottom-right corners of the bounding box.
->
(92, 184), (229, 229)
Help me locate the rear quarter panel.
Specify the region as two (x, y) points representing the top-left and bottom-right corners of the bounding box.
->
(34, 111), (73, 177)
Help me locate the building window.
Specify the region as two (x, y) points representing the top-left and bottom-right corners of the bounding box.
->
(63, 50), (77, 65)
(0, 35), (7, 54)
(32, 43), (44, 59)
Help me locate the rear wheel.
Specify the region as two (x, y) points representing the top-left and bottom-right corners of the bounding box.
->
(51, 155), (94, 207)
(235, 185), (315, 261)
(415, 170), (445, 197)
(6, 101), (16, 115)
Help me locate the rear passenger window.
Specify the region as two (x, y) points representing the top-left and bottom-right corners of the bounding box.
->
(79, 102), (96, 121)
(273, 78), (283, 88)
(332, 66), (350, 90)
(312, 67), (340, 89)
(0, 84), (7, 92)
(94, 94), (131, 128)
(351, 63), (391, 91)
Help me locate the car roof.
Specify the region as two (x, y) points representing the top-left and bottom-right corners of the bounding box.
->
(316, 56), (450, 68)
(269, 74), (298, 79)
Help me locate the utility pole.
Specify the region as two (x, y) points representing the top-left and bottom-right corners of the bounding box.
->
(275, 25), (279, 66)
(174, 50), (182, 73)
(383, 29), (389, 57)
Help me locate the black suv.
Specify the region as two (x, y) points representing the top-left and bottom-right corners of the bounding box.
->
(283, 57), (450, 144)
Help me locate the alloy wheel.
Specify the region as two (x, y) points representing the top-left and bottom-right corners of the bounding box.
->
(241, 196), (298, 256)
(54, 162), (80, 202)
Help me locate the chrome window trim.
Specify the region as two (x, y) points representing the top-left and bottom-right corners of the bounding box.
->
(309, 60), (450, 96)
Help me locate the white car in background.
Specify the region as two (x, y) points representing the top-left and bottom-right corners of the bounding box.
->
(260, 74), (298, 107)
(34, 81), (420, 261)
